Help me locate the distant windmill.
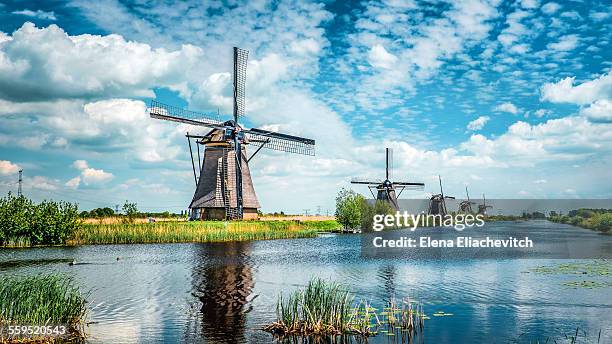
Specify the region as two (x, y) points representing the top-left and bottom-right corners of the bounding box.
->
(477, 193), (492, 215)
(351, 148), (424, 211)
(458, 186), (476, 214)
(428, 175), (455, 216)
(150, 47), (315, 220)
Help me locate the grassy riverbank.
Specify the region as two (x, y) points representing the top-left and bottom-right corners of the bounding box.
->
(0, 274), (87, 341)
(549, 209), (611, 233)
(67, 220), (341, 245)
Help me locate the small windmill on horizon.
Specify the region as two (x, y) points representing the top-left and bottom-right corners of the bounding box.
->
(150, 47), (315, 220)
(478, 193), (493, 215)
(428, 175), (455, 216)
(351, 148), (424, 210)
(458, 186), (476, 214)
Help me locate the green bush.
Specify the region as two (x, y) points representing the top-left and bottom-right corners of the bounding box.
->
(0, 193), (79, 246)
(335, 188), (365, 230)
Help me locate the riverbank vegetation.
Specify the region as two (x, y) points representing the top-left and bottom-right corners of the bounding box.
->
(264, 278), (425, 340)
(548, 209), (612, 233)
(335, 188), (394, 231)
(0, 193), (79, 247)
(1, 193), (340, 247)
(68, 220), (340, 245)
(0, 274), (87, 341)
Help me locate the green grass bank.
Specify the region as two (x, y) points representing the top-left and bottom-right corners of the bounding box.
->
(67, 220), (341, 245)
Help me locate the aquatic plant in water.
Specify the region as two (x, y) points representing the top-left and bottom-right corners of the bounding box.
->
(264, 278), (425, 341)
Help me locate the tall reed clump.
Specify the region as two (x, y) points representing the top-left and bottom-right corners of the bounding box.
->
(0, 193), (80, 247)
(265, 278), (426, 340)
(0, 274), (87, 334)
(266, 278), (354, 336)
(68, 220), (325, 245)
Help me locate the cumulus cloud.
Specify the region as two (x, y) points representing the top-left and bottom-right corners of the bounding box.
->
(0, 22), (204, 102)
(0, 160), (19, 175)
(12, 9), (57, 21)
(580, 99), (612, 123)
(467, 116), (490, 130)
(540, 72), (612, 105)
(494, 102), (519, 114)
(71, 160), (113, 185)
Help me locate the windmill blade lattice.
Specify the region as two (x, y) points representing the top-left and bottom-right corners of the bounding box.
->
(245, 128), (315, 156)
(149, 100), (223, 129)
(233, 47), (248, 121)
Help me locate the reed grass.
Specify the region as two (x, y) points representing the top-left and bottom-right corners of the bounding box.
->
(0, 274), (87, 332)
(67, 220), (337, 245)
(264, 278), (426, 340)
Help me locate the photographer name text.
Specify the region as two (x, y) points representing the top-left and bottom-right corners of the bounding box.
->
(373, 236), (533, 248)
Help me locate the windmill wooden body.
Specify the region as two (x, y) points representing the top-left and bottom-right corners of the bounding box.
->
(458, 186), (476, 214)
(477, 194), (492, 215)
(428, 176), (455, 216)
(351, 148), (424, 211)
(150, 47), (315, 220)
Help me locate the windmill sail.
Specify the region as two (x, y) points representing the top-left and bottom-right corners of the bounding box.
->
(233, 47), (248, 121)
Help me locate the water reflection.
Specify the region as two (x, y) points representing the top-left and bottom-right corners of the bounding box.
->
(378, 264), (397, 302)
(191, 242), (256, 343)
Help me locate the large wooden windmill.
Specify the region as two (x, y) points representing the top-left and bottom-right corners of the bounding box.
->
(150, 47), (315, 220)
(351, 148), (424, 210)
(428, 175), (455, 216)
(458, 186), (476, 214)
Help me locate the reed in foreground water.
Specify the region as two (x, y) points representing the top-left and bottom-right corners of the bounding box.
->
(68, 220), (338, 245)
(264, 278), (425, 341)
(0, 274), (87, 339)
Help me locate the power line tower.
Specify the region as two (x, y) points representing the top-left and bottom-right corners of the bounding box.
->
(17, 170), (23, 197)
(115, 204), (120, 214)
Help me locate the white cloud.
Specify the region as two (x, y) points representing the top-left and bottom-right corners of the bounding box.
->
(534, 109), (551, 117)
(71, 160), (113, 185)
(540, 72), (612, 105)
(467, 116), (490, 131)
(589, 10), (610, 22)
(65, 176), (81, 189)
(546, 34), (579, 51)
(494, 102), (519, 114)
(541, 2), (561, 14)
(0, 22), (205, 102)
(367, 44), (398, 69)
(28, 176), (58, 191)
(12, 9), (57, 21)
(520, 0), (539, 10)
(0, 160), (19, 175)
(580, 99), (612, 123)
(347, 0), (500, 108)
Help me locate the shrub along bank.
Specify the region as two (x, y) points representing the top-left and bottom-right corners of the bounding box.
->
(0, 193), (79, 247)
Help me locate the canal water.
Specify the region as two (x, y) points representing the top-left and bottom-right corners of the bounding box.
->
(1, 221), (610, 343)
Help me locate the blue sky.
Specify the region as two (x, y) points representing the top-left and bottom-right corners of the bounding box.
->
(0, 0), (610, 213)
